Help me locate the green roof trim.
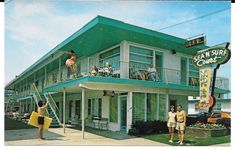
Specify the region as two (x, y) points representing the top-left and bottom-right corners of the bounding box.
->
(6, 15), (209, 89)
(43, 76), (229, 94)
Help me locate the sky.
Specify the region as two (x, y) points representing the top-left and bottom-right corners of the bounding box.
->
(5, 0), (231, 87)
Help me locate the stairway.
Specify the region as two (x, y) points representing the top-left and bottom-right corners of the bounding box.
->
(32, 84), (62, 128)
(44, 93), (62, 128)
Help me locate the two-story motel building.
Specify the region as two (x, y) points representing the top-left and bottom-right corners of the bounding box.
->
(5, 16), (229, 136)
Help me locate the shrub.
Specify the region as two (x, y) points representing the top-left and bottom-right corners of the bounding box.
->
(190, 122), (226, 129)
(186, 116), (208, 126)
(128, 120), (168, 135)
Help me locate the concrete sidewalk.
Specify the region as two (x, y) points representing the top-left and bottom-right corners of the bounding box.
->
(209, 143), (230, 147)
(5, 128), (169, 146)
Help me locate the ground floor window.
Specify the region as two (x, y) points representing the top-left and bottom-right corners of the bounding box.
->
(147, 93), (158, 121)
(159, 94), (167, 121)
(88, 99), (92, 116)
(75, 100), (81, 119)
(109, 95), (118, 122)
(91, 98), (102, 118)
(132, 93), (146, 123)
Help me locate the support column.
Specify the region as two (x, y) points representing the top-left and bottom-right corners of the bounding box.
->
(59, 57), (61, 82)
(44, 66), (47, 87)
(26, 99), (28, 112)
(26, 78), (28, 95)
(157, 93), (160, 120)
(144, 93), (147, 122)
(82, 88), (85, 139)
(120, 41), (130, 78)
(165, 94), (169, 121)
(30, 97), (33, 112)
(63, 88), (66, 133)
(19, 101), (21, 113)
(34, 73), (36, 84)
(127, 92), (133, 133)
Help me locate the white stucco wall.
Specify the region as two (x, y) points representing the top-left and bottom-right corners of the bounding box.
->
(221, 102), (231, 112)
(79, 57), (89, 75)
(188, 102), (197, 114)
(188, 100), (231, 114)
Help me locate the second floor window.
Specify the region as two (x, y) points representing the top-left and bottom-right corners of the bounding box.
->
(129, 46), (153, 70)
(99, 47), (120, 71)
(189, 58), (199, 86)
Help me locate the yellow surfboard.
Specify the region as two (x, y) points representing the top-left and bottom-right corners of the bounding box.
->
(28, 111), (52, 130)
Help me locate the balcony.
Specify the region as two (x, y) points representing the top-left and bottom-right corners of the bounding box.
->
(42, 61), (229, 91)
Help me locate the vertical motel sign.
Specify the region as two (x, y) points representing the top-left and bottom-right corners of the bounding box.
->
(192, 42), (231, 113)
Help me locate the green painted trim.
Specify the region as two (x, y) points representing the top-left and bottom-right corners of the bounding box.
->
(43, 76), (230, 94)
(98, 16), (184, 44)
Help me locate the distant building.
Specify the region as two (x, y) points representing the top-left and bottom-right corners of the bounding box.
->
(188, 96), (231, 114)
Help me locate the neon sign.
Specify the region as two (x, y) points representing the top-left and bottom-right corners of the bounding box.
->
(192, 46), (230, 68)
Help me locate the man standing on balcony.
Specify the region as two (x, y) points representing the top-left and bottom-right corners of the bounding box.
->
(176, 104), (186, 145)
(65, 50), (77, 79)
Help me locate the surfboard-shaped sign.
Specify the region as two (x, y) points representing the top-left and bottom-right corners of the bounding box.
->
(192, 45), (230, 68)
(192, 43), (230, 112)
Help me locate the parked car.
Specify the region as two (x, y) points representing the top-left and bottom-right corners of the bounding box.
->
(207, 111), (231, 123)
(207, 111), (231, 130)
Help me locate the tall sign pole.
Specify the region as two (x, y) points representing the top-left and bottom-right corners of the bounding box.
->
(192, 42), (231, 113)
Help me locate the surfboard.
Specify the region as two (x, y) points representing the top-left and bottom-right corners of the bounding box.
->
(28, 111), (52, 130)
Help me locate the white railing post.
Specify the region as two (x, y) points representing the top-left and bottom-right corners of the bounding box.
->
(82, 88), (85, 139)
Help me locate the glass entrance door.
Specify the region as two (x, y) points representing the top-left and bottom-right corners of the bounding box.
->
(120, 96), (127, 131)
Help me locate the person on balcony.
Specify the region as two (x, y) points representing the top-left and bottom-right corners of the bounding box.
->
(147, 64), (157, 81)
(90, 65), (98, 76)
(65, 50), (77, 79)
(131, 64), (145, 80)
(37, 99), (49, 140)
(131, 64), (139, 79)
(103, 62), (112, 77)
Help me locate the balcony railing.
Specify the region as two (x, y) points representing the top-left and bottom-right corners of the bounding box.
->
(74, 61), (198, 86)
(18, 61), (227, 92)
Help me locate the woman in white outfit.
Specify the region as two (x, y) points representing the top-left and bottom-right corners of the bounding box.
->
(167, 105), (176, 143)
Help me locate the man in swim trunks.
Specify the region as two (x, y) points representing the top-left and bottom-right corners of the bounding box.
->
(65, 50), (77, 79)
(38, 99), (48, 140)
(176, 104), (186, 145)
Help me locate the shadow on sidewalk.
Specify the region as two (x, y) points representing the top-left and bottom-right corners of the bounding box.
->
(68, 126), (136, 140)
(5, 128), (64, 141)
